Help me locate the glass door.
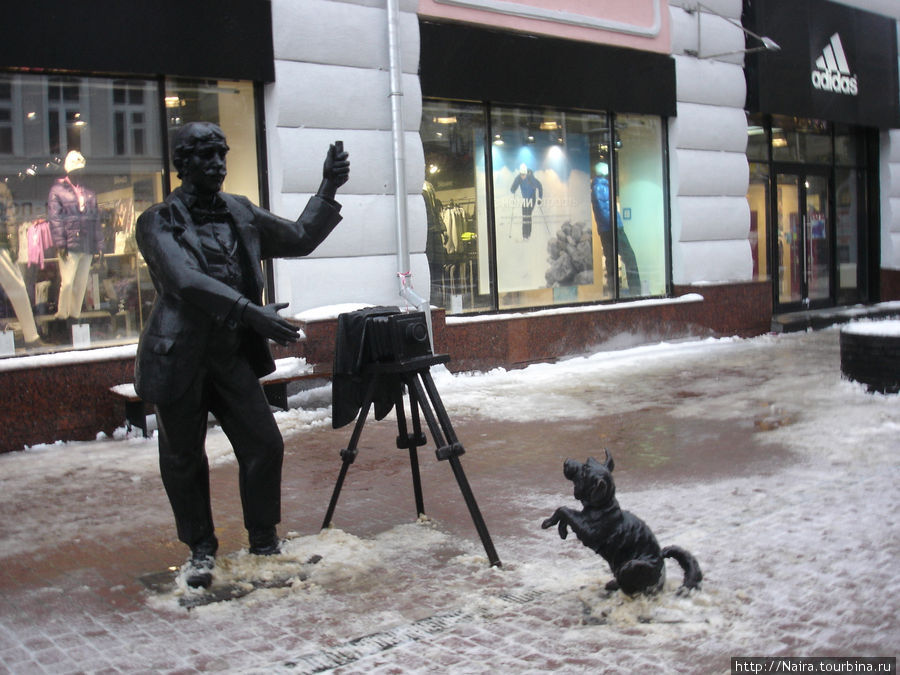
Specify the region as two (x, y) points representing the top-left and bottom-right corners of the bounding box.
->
(775, 170), (832, 309)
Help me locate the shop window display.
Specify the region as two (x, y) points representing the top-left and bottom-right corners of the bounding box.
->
(421, 101), (493, 314)
(613, 113), (667, 298)
(492, 107), (605, 309)
(0, 73), (260, 357)
(421, 100), (669, 314)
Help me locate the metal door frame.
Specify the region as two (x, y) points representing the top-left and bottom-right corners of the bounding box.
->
(772, 163), (834, 312)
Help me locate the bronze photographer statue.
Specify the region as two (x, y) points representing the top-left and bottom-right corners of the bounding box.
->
(135, 121), (349, 588)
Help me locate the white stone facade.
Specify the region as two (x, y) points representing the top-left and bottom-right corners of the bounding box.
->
(266, 0), (427, 314)
(667, 0), (900, 278)
(667, 0), (752, 285)
(264, 0), (900, 312)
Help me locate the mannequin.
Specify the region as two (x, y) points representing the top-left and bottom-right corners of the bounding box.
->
(0, 183), (40, 345)
(48, 151), (102, 320)
(590, 162), (641, 295)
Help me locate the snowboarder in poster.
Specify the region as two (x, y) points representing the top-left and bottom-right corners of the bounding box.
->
(591, 167), (641, 295)
(510, 163), (543, 240)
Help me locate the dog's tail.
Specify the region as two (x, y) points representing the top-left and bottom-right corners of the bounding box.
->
(661, 545), (703, 591)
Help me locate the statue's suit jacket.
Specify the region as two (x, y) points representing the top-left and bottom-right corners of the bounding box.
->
(134, 188), (342, 405)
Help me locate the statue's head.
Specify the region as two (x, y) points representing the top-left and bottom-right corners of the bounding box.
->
(172, 122), (229, 194)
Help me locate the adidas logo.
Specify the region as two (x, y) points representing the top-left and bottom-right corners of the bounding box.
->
(811, 33), (858, 96)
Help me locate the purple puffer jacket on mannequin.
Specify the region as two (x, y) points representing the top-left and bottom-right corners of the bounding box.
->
(48, 177), (103, 254)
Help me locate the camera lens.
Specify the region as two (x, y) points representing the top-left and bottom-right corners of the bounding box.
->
(406, 322), (428, 344)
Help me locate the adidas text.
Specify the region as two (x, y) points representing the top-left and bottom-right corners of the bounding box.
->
(811, 69), (858, 95)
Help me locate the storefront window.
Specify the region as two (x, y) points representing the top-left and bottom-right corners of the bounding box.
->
(614, 113), (667, 298)
(493, 107), (606, 308)
(751, 114), (871, 309)
(747, 117), (768, 162)
(771, 115), (832, 164)
(165, 79), (260, 204)
(748, 163), (771, 281)
(422, 100), (669, 314)
(0, 73), (259, 358)
(421, 101), (492, 314)
(747, 114), (771, 282)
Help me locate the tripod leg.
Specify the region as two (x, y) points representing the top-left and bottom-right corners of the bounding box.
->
(448, 454), (502, 567)
(322, 376), (377, 530)
(419, 369), (460, 448)
(410, 370), (502, 567)
(394, 380), (426, 517)
(323, 460), (352, 530)
(409, 394), (427, 516)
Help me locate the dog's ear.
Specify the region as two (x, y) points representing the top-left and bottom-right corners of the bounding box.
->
(588, 474), (613, 505)
(603, 449), (614, 473)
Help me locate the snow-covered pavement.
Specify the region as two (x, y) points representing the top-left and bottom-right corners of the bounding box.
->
(0, 326), (898, 673)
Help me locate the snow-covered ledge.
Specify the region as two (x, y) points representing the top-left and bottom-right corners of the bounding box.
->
(446, 294), (704, 325)
(0, 344), (138, 374)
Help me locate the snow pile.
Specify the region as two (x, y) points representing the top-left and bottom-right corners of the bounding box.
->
(841, 318), (900, 336)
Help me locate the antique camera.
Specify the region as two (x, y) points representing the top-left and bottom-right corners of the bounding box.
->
(365, 310), (432, 363)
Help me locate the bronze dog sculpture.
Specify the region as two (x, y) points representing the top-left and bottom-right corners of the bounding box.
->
(542, 452), (702, 595)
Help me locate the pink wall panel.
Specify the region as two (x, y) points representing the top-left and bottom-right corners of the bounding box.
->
(418, 0), (670, 53)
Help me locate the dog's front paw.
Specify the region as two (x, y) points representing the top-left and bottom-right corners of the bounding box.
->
(542, 508), (570, 538)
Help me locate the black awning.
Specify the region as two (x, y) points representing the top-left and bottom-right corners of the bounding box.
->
(420, 20), (676, 117)
(0, 0), (275, 82)
(744, 0), (900, 128)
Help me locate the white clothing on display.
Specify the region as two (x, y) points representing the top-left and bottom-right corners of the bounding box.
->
(0, 248), (39, 343)
(56, 251), (93, 320)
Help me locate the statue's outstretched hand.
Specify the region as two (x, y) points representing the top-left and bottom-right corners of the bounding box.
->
(323, 143), (350, 189)
(242, 302), (301, 345)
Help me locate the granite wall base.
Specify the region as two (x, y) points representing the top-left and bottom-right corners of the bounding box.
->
(0, 282), (772, 453)
(881, 268), (900, 301)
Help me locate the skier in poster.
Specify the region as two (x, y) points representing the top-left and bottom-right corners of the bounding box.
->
(510, 163), (543, 240)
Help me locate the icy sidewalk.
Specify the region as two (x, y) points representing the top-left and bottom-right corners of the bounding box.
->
(0, 328), (898, 673)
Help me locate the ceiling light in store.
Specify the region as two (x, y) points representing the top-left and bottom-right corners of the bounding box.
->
(165, 96), (185, 108)
(493, 134), (504, 146)
(433, 116), (457, 124)
(540, 121), (559, 131)
(428, 163), (440, 175)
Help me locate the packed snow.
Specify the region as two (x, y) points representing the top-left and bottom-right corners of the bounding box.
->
(1, 326), (898, 672)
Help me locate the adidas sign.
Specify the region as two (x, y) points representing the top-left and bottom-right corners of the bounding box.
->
(811, 32), (858, 96)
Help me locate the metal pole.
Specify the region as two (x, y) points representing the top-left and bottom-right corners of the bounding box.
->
(386, 0), (434, 344)
(386, 0), (409, 280)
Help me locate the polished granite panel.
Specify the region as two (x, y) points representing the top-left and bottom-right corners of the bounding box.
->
(882, 269), (900, 301)
(0, 283), (774, 453)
